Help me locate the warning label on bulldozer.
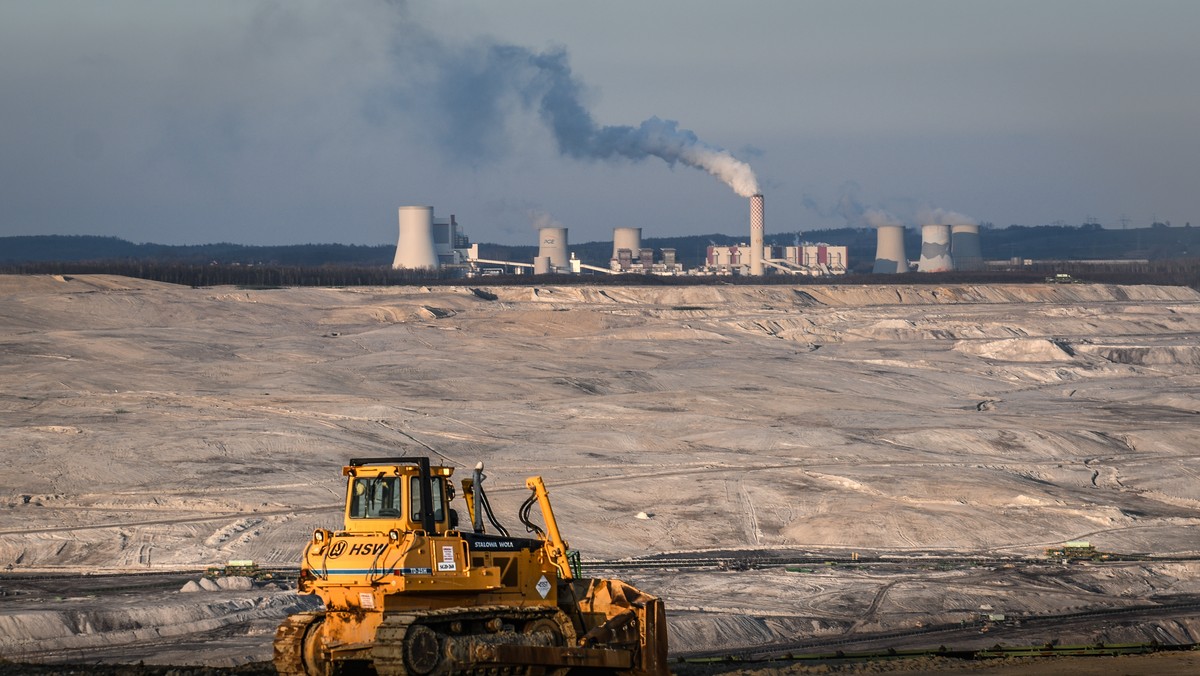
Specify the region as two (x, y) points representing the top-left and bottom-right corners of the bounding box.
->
(438, 545), (457, 572)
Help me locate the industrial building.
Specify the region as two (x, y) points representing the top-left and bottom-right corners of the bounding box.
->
(391, 206), (471, 271)
(612, 227), (642, 261)
(703, 242), (847, 276)
(395, 196), (855, 277)
(694, 193), (845, 276)
(392, 198), (999, 277)
(793, 243), (847, 273)
(610, 246), (683, 275)
(606, 228), (685, 275)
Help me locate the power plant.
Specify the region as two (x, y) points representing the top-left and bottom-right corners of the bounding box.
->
(391, 198), (984, 277)
(393, 197), (847, 278)
(392, 206), (471, 271)
(612, 227), (642, 261)
(871, 222), (987, 273)
(705, 242), (847, 276)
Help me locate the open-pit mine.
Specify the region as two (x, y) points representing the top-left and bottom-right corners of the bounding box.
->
(2, 275), (1199, 673)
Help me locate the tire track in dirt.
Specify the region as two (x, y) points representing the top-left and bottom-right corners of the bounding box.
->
(738, 476), (762, 546)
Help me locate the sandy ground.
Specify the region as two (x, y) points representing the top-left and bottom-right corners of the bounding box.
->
(686, 649), (1200, 675)
(1, 274), (1199, 669)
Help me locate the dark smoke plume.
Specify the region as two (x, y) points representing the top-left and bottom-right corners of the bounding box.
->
(428, 42), (759, 196)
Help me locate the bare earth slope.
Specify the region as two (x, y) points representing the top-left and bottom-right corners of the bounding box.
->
(1, 275), (1199, 667)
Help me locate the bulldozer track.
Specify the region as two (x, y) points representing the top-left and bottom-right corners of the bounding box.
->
(370, 605), (571, 676)
(274, 612), (323, 676)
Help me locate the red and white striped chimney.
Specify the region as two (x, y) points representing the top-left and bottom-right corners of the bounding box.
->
(750, 193), (764, 275)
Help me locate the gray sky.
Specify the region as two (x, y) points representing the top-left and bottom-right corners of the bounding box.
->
(1, 1), (1197, 246)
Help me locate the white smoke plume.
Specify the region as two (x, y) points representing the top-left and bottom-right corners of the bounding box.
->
(864, 208), (904, 228)
(434, 44), (759, 197)
(806, 184), (977, 229)
(805, 182), (903, 229)
(917, 206), (978, 225)
(528, 210), (563, 230)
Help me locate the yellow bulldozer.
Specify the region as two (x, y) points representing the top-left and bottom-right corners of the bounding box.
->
(274, 457), (668, 675)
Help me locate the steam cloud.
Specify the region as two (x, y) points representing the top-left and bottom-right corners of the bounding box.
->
(864, 208), (903, 228)
(805, 183), (976, 229)
(805, 182), (903, 229)
(917, 206), (978, 226)
(434, 44), (759, 197)
(529, 210), (564, 230)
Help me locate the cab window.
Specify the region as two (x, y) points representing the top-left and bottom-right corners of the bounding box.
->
(410, 476), (445, 524)
(348, 477), (402, 518)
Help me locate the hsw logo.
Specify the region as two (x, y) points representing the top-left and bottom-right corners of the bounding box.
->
(328, 541), (387, 558)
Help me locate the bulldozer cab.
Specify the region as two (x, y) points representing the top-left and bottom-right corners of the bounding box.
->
(342, 457), (457, 534)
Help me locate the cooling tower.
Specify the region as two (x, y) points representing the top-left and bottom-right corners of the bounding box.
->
(613, 227), (641, 260)
(872, 225), (907, 273)
(917, 224), (954, 272)
(951, 224), (984, 271)
(537, 227), (569, 269)
(392, 206), (438, 270)
(533, 256), (552, 275)
(750, 194), (764, 275)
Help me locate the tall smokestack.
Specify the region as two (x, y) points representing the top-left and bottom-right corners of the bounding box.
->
(951, 224), (984, 271)
(750, 194), (764, 276)
(918, 224), (954, 272)
(872, 225), (907, 273)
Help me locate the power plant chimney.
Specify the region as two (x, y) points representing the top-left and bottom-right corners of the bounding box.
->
(951, 224), (984, 271)
(392, 206), (438, 270)
(872, 225), (907, 273)
(917, 224), (954, 272)
(750, 194), (764, 276)
(537, 227), (569, 270)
